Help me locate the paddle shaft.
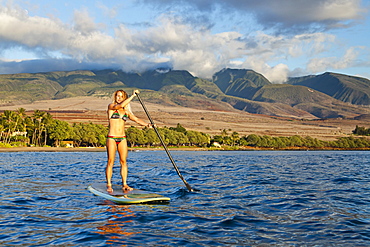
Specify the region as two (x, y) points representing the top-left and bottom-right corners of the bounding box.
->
(135, 93), (194, 192)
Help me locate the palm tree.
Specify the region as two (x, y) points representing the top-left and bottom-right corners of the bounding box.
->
(31, 110), (47, 146)
(42, 113), (53, 146)
(231, 131), (239, 146)
(16, 108), (27, 131)
(2, 110), (19, 144)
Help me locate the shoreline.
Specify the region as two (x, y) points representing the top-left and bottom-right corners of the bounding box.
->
(0, 146), (369, 152)
(0, 147), (107, 152)
(0, 147), (207, 152)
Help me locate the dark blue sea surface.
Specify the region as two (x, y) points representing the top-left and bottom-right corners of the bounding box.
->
(0, 150), (369, 246)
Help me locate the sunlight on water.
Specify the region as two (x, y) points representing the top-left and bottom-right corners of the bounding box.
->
(0, 151), (369, 246)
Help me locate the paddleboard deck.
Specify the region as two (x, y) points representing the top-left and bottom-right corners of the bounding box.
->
(88, 183), (170, 204)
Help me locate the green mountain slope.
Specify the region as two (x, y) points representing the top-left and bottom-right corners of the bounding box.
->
(217, 95), (318, 119)
(212, 69), (369, 118)
(213, 68), (270, 99)
(0, 73), (63, 104)
(286, 72), (370, 105)
(0, 68), (369, 119)
(251, 84), (318, 104)
(219, 83), (364, 118)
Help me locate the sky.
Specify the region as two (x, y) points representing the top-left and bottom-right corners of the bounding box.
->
(0, 0), (369, 83)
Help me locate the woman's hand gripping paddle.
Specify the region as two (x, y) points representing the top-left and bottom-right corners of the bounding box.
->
(136, 92), (196, 192)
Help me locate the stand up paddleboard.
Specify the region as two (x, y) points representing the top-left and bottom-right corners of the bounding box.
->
(88, 183), (170, 204)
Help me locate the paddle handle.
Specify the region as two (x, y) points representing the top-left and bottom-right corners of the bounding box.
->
(135, 93), (194, 192)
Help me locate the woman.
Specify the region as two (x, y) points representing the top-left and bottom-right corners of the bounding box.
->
(106, 89), (151, 193)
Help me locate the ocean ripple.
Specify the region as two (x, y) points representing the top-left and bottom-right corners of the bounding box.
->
(0, 150), (369, 246)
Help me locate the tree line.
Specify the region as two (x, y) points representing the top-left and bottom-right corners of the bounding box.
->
(0, 109), (108, 147)
(0, 109), (209, 148)
(212, 130), (370, 149)
(1, 109), (369, 149)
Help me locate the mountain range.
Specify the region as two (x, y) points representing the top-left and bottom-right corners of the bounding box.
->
(0, 68), (369, 119)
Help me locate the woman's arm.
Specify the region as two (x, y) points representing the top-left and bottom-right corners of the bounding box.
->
(128, 112), (151, 128)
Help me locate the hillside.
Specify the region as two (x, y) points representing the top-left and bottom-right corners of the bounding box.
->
(0, 68), (369, 119)
(211, 69), (369, 119)
(251, 84), (364, 118)
(212, 68), (270, 99)
(0, 72), (63, 104)
(286, 72), (370, 105)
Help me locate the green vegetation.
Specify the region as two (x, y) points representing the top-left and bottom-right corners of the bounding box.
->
(1, 109), (369, 149)
(0, 108), (108, 147)
(286, 72), (370, 105)
(211, 129), (370, 149)
(213, 68), (271, 93)
(353, 125), (370, 136)
(0, 109), (209, 148)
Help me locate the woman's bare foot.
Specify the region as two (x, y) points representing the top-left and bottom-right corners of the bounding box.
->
(122, 184), (133, 191)
(107, 184), (113, 194)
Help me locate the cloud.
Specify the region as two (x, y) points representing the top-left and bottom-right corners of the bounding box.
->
(239, 58), (290, 84)
(306, 46), (368, 73)
(227, 32), (337, 82)
(0, 2), (368, 82)
(73, 8), (101, 34)
(0, 7), (248, 77)
(0, 6), (138, 68)
(246, 0), (366, 31)
(0, 7), (70, 50)
(140, 0), (367, 33)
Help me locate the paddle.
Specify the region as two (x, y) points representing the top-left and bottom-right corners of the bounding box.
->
(135, 93), (195, 192)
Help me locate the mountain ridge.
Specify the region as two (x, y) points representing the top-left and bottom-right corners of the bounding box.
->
(0, 68), (369, 119)
(286, 72), (370, 105)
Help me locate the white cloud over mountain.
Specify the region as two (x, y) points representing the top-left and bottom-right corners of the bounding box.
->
(0, 0), (368, 82)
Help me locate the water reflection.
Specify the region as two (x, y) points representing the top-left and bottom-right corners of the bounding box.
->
(96, 203), (141, 245)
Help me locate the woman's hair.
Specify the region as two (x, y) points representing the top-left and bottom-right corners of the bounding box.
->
(112, 90), (128, 103)
(112, 90), (132, 113)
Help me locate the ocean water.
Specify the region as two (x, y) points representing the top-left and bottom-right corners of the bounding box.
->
(0, 150), (369, 246)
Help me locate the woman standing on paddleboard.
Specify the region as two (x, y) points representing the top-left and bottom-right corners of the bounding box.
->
(106, 89), (152, 193)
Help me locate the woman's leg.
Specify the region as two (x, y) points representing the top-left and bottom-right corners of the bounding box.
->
(117, 139), (133, 191)
(106, 138), (117, 193)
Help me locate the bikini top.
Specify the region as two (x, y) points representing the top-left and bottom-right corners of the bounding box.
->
(110, 110), (128, 121)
